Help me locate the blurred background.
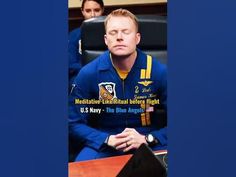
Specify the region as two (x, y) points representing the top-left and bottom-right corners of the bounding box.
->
(68, 0), (167, 32)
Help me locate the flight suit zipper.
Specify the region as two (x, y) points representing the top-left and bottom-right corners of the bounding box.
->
(121, 79), (128, 127)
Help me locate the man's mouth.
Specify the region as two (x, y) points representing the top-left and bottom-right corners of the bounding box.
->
(114, 45), (126, 48)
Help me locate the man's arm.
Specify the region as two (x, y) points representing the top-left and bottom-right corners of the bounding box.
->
(150, 62), (168, 147)
(68, 28), (82, 72)
(69, 68), (109, 150)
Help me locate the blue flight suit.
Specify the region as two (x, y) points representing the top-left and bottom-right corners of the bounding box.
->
(69, 49), (167, 161)
(68, 28), (82, 87)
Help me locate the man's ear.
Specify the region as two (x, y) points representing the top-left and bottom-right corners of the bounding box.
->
(136, 33), (141, 45)
(104, 34), (108, 46)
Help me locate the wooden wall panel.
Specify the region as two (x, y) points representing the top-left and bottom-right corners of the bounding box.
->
(69, 0), (167, 8)
(68, 3), (167, 32)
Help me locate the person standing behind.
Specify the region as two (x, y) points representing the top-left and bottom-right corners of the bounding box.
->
(68, 0), (104, 88)
(69, 9), (167, 161)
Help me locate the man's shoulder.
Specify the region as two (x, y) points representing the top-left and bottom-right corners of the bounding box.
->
(152, 56), (166, 68)
(69, 27), (81, 34)
(79, 51), (109, 76)
(142, 53), (166, 70)
(69, 28), (81, 39)
(138, 49), (166, 69)
(137, 50), (167, 77)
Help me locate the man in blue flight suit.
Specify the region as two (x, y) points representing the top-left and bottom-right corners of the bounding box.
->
(69, 9), (167, 161)
(68, 0), (104, 89)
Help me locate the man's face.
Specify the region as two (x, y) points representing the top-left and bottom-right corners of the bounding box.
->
(81, 1), (103, 20)
(104, 16), (141, 57)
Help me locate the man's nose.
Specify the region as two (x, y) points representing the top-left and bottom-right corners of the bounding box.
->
(91, 11), (95, 17)
(117, 31), (123, 40)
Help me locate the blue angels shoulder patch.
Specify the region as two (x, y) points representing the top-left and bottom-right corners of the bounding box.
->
(98, 82), (117, 100)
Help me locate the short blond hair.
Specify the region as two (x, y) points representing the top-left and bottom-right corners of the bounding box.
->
(104, 9), (139, 32)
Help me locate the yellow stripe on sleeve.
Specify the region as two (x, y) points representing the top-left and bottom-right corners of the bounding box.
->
(145, 55), (152, 79)
(141, 113), (147, 126)
(140, 69), (146, 79)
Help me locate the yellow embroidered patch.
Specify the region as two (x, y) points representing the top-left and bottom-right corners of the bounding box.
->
(138, 80), (153, 86)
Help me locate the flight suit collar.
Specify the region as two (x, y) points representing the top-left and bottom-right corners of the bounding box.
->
(98, 48), (146, 71)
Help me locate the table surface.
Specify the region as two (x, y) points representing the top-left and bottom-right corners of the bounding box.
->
(69, 150), (167, 177)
